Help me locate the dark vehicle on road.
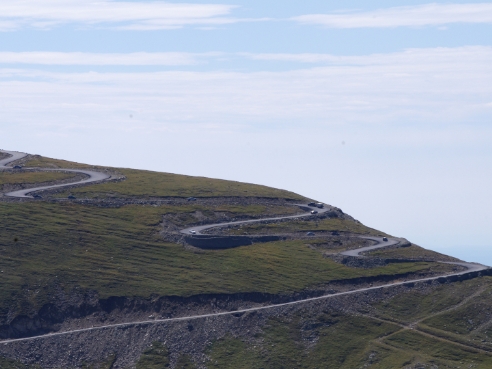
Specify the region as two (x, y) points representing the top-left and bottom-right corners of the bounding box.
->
(68, 195), (76, 200)
(382, 237), (388, 242)
(32, 194), (42, 199)
(187, 197), (197, 202)
(308, 202), (316, 207)
(306, 232), (315, 236)
(13, 165), (22, 169)
(316, 203), (324, 209)
(311, 210), (318, 214)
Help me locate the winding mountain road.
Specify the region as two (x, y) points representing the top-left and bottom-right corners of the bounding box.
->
(0, 149), (111, 198)
(0, 148), (489, 345)
(0, 240), (487, 345)
(180, 204), (332, 235)
(342, 236), (400, 256)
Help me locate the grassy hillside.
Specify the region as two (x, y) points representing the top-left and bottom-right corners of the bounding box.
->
(368, 244), (461, 261)
(66, 168), (306, 199)
(0, 171), (76, 187)
(0, 201), (448, 318)
(223, 217), (387, 236)
(204, 277), (492, 369)
(22, 155), (307, 200)
(0, 152), (482, 369)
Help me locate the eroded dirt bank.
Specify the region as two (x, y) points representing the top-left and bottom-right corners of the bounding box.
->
(0, 268), (450, 341)
(0, 269), (489, 369)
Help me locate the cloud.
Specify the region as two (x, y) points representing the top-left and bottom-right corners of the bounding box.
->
(0, 52), (221, 66)
(1, 47), (491, 131)
(5, 46), (491, 68)
(243, 46), (492, 66)
(0, 0), (237, 31)
(293, 3), (492, 28)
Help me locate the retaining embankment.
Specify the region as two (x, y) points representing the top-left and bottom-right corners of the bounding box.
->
(184, 235), (283, 249)
(403, 267), (492, 287)
(2, 265), (489, 341)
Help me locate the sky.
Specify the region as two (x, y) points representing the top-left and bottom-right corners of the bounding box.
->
(1, 0), (491, 264)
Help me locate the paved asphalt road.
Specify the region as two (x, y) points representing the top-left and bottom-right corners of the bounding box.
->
(341, 236), (400, 257)
(0, 150), (27, 167)
(0, 149), (110, 198)
(0, 149), (489, 344)
(340, 237), (486, 273)
(0, 237), (487, 345)
(180, 204), (332, 235)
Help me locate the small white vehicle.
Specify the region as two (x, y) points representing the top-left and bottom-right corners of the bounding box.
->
(190, 230), (196, 234)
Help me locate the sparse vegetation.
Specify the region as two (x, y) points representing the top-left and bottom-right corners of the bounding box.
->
(175, 355), (197, 369)
(0, 356), (34, 369)
(375, 278), (491, 324)
(69, 168), (307, 199)
(368, 244), (460, 261)
(22, 156), (307, 200)
(22, 156), (93, 170)
(374, 277), (492, 352)
(136, 342), (170, 368)
(0, 171), (76, 187)
(0, 200), (450, 318)
(205, 299), (492, 369)
(223, 217), (385, 236)
(2, 153), (488, 369)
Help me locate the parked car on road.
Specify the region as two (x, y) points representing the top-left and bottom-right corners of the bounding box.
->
(187, 197), (197, 202)
(382, 237), (388, 242)
(316, 203), (324, 209)
(306, 232), (315, 236)
(13, 165), (22, 169)
(189, 230), (196, 234)
(311, 210), (318, 214)
(308, 202), (316, 207)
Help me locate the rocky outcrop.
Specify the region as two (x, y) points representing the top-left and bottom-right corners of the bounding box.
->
(1, 264), (485, 342)
(0, 269), (491, 369)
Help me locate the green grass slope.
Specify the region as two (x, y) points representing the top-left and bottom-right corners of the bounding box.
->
(224, 217), (386, 236)
(205, 311), (492, 369)
(0, 201), (446, 318)
(0, 152), (480, 369)
(0, 171), (76, 187)
(201, 277), (492, 369)
(0, 153), (453, 321)
(22, 155), (306, 200)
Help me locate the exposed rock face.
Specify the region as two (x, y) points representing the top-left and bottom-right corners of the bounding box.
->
(0, 269), (489, 369)
(330, 254), (390, 268)
(0, 265), (485, 341)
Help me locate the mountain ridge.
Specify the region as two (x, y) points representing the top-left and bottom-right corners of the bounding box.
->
(0, 149), (490, 369)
